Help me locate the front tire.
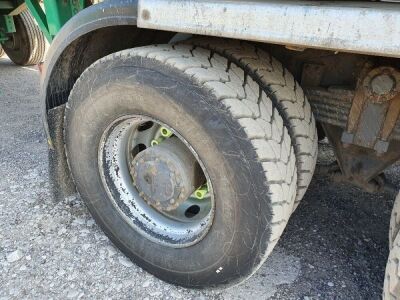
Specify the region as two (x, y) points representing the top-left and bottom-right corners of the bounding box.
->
(65, 44), (297, 288)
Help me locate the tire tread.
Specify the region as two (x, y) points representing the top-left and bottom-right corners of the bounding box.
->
(390, 193), (400, 248)
(184, 37), (318, 205)
(66, 43), (299, 286)
(19, 10), (45, 65)
(384, 232), (400, 300)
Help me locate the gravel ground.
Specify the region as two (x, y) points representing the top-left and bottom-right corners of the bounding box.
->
(0, 56), (398, 299)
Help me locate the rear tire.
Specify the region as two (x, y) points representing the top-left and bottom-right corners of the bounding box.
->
(390, 192), (400, 248)
(384, 231), (400, 300)
(2, 10), (45, 66)
(65, 44), (298, 288)
(0, 46), (4, 57)
(185, 37), (318, 206)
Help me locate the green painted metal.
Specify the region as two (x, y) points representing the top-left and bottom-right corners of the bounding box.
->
(0, 14), (14, 32)
(0, 14), (14, 42)
(24, 0), (52, 42)
(0, 0), (88, 43)
(42, 0), (84, 37)
(25, 0), (86, 42)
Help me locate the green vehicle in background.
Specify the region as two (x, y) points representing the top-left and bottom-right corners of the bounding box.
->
(0, 0), (90, 65)
(0, 4), (44, 65)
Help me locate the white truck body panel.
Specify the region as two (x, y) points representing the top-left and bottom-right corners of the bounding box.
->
(137, 0), (400, 58)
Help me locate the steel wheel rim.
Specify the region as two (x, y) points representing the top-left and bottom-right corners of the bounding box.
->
(98, 115), (215, 248)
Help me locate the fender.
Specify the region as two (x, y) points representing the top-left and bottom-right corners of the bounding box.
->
(41, 0), (138, 147)
(41, 0), (174, 201)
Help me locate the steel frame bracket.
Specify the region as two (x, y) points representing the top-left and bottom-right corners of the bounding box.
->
(0, 14), (14, 43)
(324, 124), (400, 193)
(342, 66), (400, 155)
(0, 14), (15, 32)
(306, 67), (400, 193)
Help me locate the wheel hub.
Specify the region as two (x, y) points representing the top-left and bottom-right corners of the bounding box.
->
(130, 137), (203, 211)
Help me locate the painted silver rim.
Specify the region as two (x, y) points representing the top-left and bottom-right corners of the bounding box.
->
(98, 115), (215, 248)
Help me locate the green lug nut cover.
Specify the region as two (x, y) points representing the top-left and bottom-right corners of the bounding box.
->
(160, 127), (173, 138)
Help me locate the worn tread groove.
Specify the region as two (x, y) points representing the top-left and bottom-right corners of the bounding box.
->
(384, 230), (400, 300)
(19, 10), (45, 65)
(390, 192), (400, 248)
(184, 37), (317, 207)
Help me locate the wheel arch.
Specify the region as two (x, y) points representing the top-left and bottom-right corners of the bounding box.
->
(41, 0), (174, 146)
(42, 0), (175, 202)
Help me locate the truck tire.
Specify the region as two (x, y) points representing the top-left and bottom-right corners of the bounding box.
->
(64, 44), (297, 288)
(390, 192), (400, 248)
(185, 38), (318, 206)
(384, 231), (400, 300)
(0, 45), (4, 57)
(2, 10), (45, 66)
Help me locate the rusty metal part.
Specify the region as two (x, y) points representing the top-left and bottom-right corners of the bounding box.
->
(305, 73), (400, 193)
(322, 124), (400, 193)
(306, 66), (400, 155)
(341, 66), (400, 154)
(301, 63), (325, 87)
(363, 67), (400, 104)
(379, 93), (400, 141)
(306, 87), (400, 141)
(318, 161), (398, 195)
(285, 45), (306, 52)
(131, 137), (204, 211)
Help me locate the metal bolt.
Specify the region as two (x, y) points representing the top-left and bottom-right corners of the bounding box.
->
(371, 74), (395, 95)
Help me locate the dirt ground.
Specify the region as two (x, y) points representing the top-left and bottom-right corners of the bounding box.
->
(0, 56), (398, 299)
